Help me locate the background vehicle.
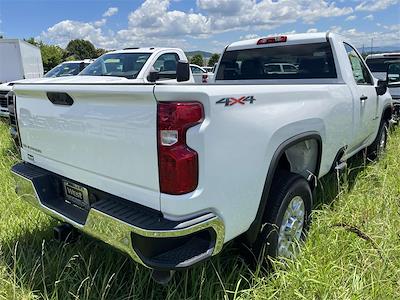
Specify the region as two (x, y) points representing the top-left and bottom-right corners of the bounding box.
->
(77, 47), (193, 83)
(366, 54), (400, 121)
(0, 39), (43, 117)
(203, 66), (214, 73)
(264, 63), (298, 74)
(10, 32), (393, 283)
(366, 53), (400, 80)
(0, 39), (43, 83)
(44, 60), (94, 78)
(190, 64), (209, 83)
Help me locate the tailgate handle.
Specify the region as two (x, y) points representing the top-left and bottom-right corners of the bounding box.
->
(47, 92), (74, 106)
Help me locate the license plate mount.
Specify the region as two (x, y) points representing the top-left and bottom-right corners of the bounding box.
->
(63, 180), (90, 210)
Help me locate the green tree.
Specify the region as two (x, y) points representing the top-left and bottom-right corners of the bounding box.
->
(95, 48), (108, 58)
(190, 54), (204, 66)
(24, 37), (40, 46)
(66, 39), (97, 60)
(41, 44), (65, 71)
(24, 38), (65, 71)
(208, 53), (220, 67)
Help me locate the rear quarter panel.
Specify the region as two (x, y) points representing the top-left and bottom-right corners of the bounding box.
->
(154, 83), (353, 241)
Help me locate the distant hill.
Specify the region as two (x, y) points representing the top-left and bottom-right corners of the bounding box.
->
(359, 44), (400, 55)
(185, 51), (213, 59)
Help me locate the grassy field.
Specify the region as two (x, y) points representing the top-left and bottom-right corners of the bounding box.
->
(0, 118), (399, 299)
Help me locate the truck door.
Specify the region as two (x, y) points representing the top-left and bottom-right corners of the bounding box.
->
(344, 43), (378, 145)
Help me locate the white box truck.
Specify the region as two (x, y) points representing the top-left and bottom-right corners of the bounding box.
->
(0, 39), (44, 117)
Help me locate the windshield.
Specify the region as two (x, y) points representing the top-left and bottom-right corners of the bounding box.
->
(45, 62), (87, 78)
(80, 53), (151, 79)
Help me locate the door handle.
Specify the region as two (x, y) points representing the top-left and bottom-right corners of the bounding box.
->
(360, 95), (368, 101)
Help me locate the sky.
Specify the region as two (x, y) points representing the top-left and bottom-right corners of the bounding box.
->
(0, 0), (399, 53)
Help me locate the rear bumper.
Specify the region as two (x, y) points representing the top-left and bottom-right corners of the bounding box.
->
(11, 162), (225, 270)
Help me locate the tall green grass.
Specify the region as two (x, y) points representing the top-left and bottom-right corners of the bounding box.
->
(0, 118), (399, 299)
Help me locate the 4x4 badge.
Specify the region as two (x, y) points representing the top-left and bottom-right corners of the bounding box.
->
(216, 96), (256, 106)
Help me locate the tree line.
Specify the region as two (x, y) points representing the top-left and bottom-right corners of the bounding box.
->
(189, 53), (220, 67)
(24, 38), (108, 71)
(23, 37), (221, 71)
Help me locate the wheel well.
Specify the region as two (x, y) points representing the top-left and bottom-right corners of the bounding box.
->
(242, 134), (322, 246)
(277, 139), (319, 180)
(382, 106), (392, 122)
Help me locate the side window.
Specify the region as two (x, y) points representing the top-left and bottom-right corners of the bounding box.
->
(190, 66), (203, 74)
(283, 64), (298, 73)
(153, 53), (179, 79)
(344, 43), (372, 85)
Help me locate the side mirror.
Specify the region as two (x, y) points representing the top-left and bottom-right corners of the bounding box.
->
(386, 61), (400, 85)
(147, 68), (159, 82)
(176, 60), (190, 82)
(376, 79), (388, 96)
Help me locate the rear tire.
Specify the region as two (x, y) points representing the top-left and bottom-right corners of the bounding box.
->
(252, 171), (312, 263)
(367, 120), (388, 160)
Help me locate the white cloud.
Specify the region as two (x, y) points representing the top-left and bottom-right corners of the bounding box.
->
(355, 0), (399, 11)
(307, 28), (318, 33)
(103, 7), (118, 17)
(198, 0), (353, 30)
(364, 14), (374, 20)
(39, 0), (398, 51)
(125, 0), (211, 37)
(346, 15), (357, 21)
(330, 26), (400, 47)
(40, 20), (115, 48)
(94, 19), (107, 27)
(240, 33), (260, 40)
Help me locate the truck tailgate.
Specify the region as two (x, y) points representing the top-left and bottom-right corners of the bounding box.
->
(14, 83), (160, 210)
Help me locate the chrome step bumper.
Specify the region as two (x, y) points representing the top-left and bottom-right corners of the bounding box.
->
(11, 162), (225, 270)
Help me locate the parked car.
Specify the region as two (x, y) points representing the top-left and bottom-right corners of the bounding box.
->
(203, 66), (214, 73)
(190, 64), (209, 83)
(44, 60), (94, 78)
(264, 63), (298, 74)
(365, 53), (400, 80)
(10, 32), (393, 284)
(0, 39), (43, 117)
(366, 53), (400, 121)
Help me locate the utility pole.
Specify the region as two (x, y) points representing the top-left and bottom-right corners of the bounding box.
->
(370, 38), (373, 55)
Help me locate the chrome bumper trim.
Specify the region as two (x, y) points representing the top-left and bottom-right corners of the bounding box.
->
(12, 169), (225, 269)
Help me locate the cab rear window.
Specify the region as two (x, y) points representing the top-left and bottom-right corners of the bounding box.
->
(216, 42), (337, 80)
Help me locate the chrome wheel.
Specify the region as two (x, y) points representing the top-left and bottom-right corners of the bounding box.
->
(277, 196), (305, 258)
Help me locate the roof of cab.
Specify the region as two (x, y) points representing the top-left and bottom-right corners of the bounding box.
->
(226, 32), (331, 51)
(111, 47), (183, 54)
(365, 53), (400, 59)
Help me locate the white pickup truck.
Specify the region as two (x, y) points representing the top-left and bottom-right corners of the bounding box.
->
(10, 32), (393, 283)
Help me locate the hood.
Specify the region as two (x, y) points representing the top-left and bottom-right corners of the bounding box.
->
(0, 82), (13, 91)
(14, 75), (141, 85)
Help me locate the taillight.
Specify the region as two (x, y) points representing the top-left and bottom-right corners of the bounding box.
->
(257, 35), (287, 45)
(157, 102), (204, 195)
